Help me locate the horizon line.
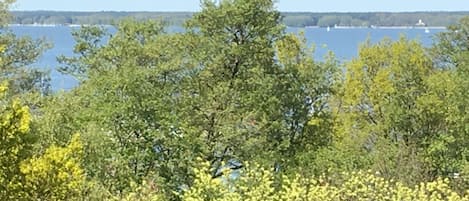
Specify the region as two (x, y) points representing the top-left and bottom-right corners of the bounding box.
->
(11, 10), (469, 13)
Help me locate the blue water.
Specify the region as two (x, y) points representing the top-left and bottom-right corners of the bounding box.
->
(10, 26), (443, 91)
(11, 26), (78, 91)
(286, 27), (440, 60)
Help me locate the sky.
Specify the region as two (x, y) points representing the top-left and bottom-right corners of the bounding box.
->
(11, 0), (469, 12)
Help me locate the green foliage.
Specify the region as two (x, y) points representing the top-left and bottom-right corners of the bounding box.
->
(323, 35), (468, 189)
(54, 18), (199, 198)
(57, 25), (107, 79)
(182, 0), (337, 176)
(0, 0), (15, 26)
(48, 0), (337, 199)
(0, 4), (51, 124)
(433, 16), (469, 70)
(0, 31), (52, 95)
(317, 15), (341, 27)
(1, 0), (52, 96)
(2, 0), (469, 200)
(430, 16), (469, 192)
(12, 11), (193, 26)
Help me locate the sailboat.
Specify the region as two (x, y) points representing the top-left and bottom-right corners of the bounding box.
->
(326, 26), (330, 32)
(425, 27), (430, 33)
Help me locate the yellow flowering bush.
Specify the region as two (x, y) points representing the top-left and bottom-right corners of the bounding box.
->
(181, 161), (469, 201)
(0, 83), (87, 200)
(183, 160), (241, 201)
(20, 133), (86, 200)
(120, 180), (166, 201)
(0, 44), (4, 64)
(0, 82), (34, 199)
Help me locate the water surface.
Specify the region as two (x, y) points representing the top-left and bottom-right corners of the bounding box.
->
(10, 26), (443, 90)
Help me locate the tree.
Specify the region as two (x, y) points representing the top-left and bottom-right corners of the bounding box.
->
(0, 0), (15, 27)
(183, 0), (336, 176)
(53, 19), (200, 198)
(329, 38), (433, 183)
(327, 36), (468, 187)
(432, 16), (469, 74)
(430, 17), (469, 191)
(50, 1), (338, 199)
(0, 32), (52, 95)
(182, 0), (286, 171)
(57, 25), (107, 80)
(0, 0), (51, 97)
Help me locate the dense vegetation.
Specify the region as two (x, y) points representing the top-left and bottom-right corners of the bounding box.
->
(11, 11), (192, 26)
(10, 10), (469, 27)
(283, 12), (469, 27)
(1, 0), (468, 200)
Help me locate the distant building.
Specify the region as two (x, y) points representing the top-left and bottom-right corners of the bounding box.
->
(416, 19), (426, 26)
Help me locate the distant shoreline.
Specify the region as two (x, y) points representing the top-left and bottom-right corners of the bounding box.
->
(10, 11), (469, 28)
(7, 23), (447, 30)
(7, 24), (111, 28)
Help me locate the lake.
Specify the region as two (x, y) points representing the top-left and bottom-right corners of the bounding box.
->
(10, 25), (444, 91)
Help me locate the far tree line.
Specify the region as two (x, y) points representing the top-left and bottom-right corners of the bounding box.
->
(10, 10), (469, 27)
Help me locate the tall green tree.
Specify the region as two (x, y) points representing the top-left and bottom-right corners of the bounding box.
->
(326, 36), (468, 187)
(48, 0), (338, 199)
(183, 0), (336, 175)
(176, 0), (336, 189)
(182, 0), (286, 171)
(52, 19), (200, 198)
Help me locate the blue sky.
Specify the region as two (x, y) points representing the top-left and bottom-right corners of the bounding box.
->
(12, 0), (469, 12)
